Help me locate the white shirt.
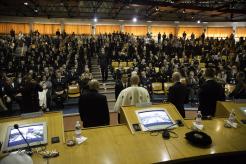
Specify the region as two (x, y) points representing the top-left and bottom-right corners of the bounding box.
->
(114, 85), (150, 112)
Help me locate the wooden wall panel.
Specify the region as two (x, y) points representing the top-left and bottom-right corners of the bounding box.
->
(207, 27), (233, 37)
(151, 26), (176, 37)
(33, 23), (61, 35)
(177, 27), (204, 38)
(96, 25), (120, 34)
(0, 23), (30, 34)
(124, 26), (147, 36)
(64, 24), (91, 34)
(236, 27), (246, 37)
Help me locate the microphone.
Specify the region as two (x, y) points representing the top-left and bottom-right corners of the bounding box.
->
(14, 124), (33, 156)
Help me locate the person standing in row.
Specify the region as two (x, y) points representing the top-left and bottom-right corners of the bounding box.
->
(79, 79), (110, 128)
(198, 68), (225, 116)
(114, 75), (150, 123)
(168, 72), (189, 118)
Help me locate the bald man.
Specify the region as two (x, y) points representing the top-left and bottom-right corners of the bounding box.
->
(114, 75), (150, 122)
(167, 72), (189, 118)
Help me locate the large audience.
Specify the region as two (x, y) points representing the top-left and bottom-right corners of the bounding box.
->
(0, 29), (246, 114)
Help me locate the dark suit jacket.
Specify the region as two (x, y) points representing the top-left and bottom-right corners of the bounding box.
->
(168, 82), (189, 118)
(79, 89), (110, 128)
(198, 79), (225, 116)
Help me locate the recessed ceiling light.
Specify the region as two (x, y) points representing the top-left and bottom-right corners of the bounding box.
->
(197, 20), (201, 24)
(24, 2), (28, 6)
(133, 17), (137, 22)
(147, 20), (152, 23)
(34, 9), (38, 13)
(94, 17), (98, 22)
(174, 21), (180, 24)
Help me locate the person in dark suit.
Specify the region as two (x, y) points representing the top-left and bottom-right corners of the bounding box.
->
(99, 48), (108, 82)
(198, 68), (225, 116)
(21, 75), (43, 113)
(229, 72), (246, 99)
(79, 79), (110, 128)
(168, 72), (189, 118)
(115, 74), (129, 100)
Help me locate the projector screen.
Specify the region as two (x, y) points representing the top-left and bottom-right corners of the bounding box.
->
(135, 108), (176, 131)
(2, 122), (47, 152)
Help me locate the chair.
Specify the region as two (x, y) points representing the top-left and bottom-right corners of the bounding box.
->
(225, 84), (236, 95)
(152, 82), (165, 94)
(120, 62), (127, 67)
(112, 61), (119, 68)
(199, 63), (206, 68)
(127, 61), (133, 67)
(164, 82), (173, 95)
(68, 84), (80, 98)
(222, 56), (227, 61)
(155, 67), (160, 73)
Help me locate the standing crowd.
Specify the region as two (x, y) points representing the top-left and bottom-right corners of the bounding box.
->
(0, 29), (246, 125)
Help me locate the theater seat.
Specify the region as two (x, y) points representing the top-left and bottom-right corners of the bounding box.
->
(68, 84), (80, 98)
(225, 84), (236, 95)
(111, 61), (119, 68)
(199, 63), (206, 68)
(152, 82), (165, 94)
(164, 82), (173, 95)
(127, 61), (133, 67)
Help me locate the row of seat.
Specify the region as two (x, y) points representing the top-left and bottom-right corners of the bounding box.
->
(151, 82), (236, 95)
(111, 55), (229, 71)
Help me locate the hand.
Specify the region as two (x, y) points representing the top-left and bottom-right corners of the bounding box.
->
(6, 96), (11, 103)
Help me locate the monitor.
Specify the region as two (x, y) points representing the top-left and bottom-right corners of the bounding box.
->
(135, 108), (176, 131)
(240, 107), (246, 116)
(2, 122), (48, 152)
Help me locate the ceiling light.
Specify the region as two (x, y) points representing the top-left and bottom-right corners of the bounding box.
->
(174, 21), (180, 24)
(94, 17), (98, 22)
(133, 17), (137, 22)
(118, 20), (124, 22)
(147, 20), (152, 23)
(155, 7), (160, 11)
(24, 2), (28, 6)
(197, 20), (201, 24)
(34, 9), (38, 13)
(182, 9), (185, 13)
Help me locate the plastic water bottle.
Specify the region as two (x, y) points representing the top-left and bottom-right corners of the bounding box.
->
(195, 111), (202, 125)
(75, 121), (82, 138)
(228, 109), (236, 123)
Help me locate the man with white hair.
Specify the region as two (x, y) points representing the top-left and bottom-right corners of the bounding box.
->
(114, 74), (150, 123)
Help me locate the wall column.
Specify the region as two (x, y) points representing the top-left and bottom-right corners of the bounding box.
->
(175, 25), (179, 37)
(232, 22), (237, 38)
(61, 21), (64, 32)
(147, 25), (151, 34)
(120, 24), (124, 33)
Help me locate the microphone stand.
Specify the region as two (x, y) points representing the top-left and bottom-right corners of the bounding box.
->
(14, 124), (33, 156)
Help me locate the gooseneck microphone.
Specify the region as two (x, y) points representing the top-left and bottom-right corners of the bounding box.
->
(14, 124), (33, 156)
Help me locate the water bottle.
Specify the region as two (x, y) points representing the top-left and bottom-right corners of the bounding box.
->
(195, 111), (202, 125)
(75, 121), (82, 138)
(228, 109), (236, 123)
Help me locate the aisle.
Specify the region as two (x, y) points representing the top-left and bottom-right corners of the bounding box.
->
(90, 57), (116, 112)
